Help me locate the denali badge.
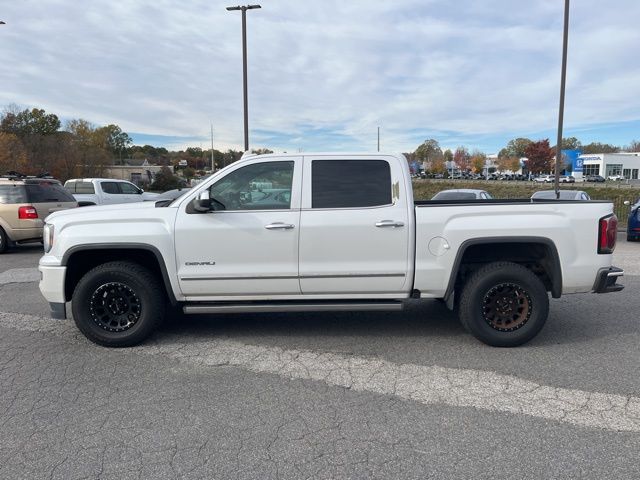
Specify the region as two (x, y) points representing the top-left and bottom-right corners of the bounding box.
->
(185, 261), (216, 266)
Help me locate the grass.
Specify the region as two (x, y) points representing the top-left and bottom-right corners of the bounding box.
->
(412, 180), (639, 227)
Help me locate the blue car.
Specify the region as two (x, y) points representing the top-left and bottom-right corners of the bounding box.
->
(627, 197), (640, 242)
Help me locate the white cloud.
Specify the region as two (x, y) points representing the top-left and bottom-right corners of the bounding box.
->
(1, 0), (638, 152)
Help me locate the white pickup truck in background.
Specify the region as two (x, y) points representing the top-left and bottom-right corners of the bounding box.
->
(40, 153), (623, 348)
(64, 178), (159, 206)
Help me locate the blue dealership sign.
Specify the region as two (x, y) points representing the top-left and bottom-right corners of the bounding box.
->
(562, 149), (583, 173)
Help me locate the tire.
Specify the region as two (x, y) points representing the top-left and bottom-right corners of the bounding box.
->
(0, 227), (7, 254)
(71, 261), (165, 347)
(458, 262), (549, 347)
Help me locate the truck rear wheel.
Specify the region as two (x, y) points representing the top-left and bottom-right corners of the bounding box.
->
(71, 261), (165, 347)
(458, 262), (549, 347)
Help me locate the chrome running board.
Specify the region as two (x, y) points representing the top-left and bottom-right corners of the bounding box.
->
(183, 301), (404, 315)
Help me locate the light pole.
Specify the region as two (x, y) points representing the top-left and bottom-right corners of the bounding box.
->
(554, 0), (570, 199)
(226, 4), (261, 152)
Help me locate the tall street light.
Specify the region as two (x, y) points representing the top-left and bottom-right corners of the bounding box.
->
(226, 4), (261, 152)
(554, 0), (570, 199)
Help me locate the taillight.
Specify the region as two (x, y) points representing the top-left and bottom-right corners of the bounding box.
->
(18, 206), (39, 220)
(598, 214), (617, 254)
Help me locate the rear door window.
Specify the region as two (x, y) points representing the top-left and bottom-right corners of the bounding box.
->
(311, 160), (391, 209)
(25, 182), (76, 203)
(118, 182), (140, 194)
(101, 182), (120, 194)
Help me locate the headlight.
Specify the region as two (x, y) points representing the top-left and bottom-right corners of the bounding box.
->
(43, 224), (54, 253)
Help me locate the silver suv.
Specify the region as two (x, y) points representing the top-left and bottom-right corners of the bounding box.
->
(0, 175), (78, 253)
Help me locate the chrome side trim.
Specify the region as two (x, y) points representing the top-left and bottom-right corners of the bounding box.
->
(181, 273), (406, 281)
(183, 302), (404, 314)
(299, 273), (406, 279)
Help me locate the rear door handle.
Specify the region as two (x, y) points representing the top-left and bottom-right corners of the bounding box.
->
(265, 222), (295, 230)
(375, 220), (405, 228)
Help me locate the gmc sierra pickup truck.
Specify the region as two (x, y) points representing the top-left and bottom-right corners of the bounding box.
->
(39, 153), (623, 348)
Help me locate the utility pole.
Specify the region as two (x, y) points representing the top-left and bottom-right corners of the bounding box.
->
(226, 4), (261, 152)
(554, 0), (570, 199)
(377, 126), (380, 152)
(210, 123), (215, 171)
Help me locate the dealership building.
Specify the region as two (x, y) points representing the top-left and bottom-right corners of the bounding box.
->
(576, 152), (640, 180)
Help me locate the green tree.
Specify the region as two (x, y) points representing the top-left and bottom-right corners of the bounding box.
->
(499, 138), (532, 158)
(559, 136), (581, 150)
(0, 106), (60, 136)
(443, 149), (453, 163)
(581, 142), (619, 154)
(150, 166), (182, 191)
(251, 148), (274, 155)
(95, 124), (132, 161)
(415, 139), (443, 162)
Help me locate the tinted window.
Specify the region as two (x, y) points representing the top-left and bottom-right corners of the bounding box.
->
(0, 185), (27, 204)
(209, 161), (294, 210)
(119, 182), (140, 194)
(101, 182), (120, 194)
(76, 182), (95, 194)
(25, 182), (76, 203)
(312, 160), (391, 208)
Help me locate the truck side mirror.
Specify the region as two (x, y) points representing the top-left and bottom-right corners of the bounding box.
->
(193, 190), (211, 212)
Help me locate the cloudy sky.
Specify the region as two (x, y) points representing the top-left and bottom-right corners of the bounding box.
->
(1, 0), (639, 153)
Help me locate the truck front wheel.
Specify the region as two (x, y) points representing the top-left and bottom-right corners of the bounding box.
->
(71, 261), (165, 347)
(458, 262), (549, 347)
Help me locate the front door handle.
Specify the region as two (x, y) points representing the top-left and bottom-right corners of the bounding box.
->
(375, 220), (405, 228)
(265, 222), (295, 230)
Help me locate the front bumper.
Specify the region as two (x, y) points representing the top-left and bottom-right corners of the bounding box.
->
(39, 265), (68, 319)
(593, 266), (624, 294)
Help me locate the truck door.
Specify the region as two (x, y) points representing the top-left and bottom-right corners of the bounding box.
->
(298, 156), (411, 295)
(175, 157), (302, 297)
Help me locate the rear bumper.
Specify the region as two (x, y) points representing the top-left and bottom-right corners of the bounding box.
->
(593, 266), (624, 293)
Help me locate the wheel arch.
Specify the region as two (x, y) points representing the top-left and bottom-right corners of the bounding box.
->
(62, 243), (177, 305)
(444, 237), (562, 305)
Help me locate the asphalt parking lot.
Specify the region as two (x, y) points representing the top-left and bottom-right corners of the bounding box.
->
(0, 238), (638, 479)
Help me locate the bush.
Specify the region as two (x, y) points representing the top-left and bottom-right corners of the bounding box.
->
(150, 166), (182, 191)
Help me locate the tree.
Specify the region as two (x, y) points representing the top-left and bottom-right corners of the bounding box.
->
(430, 157), (446, 174)
(443, 149), (453, 163)
(1, 106), (60, 136)
(65, 119), (111, 177)
(581, 142), (619, 154)
(251, 148), (274, 155)
(508, 157), (522, 172)
(470, 151), (486, 174)
(150, 166), (182, 191)
(624, 140), (640, 152)
(94, 124), (132, 161)
(414, 139), (443, 162)
(0, 132), (28, 173)
(559, 136), (581, 150)
(524, 139), (554, 174)
(453, 146), (471, 172)
(499, 138), (532, 158)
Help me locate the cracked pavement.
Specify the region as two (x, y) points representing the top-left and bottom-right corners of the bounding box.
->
(0, 240), (639, 479)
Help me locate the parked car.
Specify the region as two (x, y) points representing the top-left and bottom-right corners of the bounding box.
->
(624, 197), (640, 242)
(0, 175), (77, 253)
(585, 175), (605, 183)
(64, 178), (160, 206)
(533, 175), (554, 183)
(559, 176), (576, 183)
(431, 189), (493, 200)
(607, 174), (625, 181)
(531, 190), (591, 201)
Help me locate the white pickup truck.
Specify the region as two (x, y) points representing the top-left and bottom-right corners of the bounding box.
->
(64, 178), (160, 206)
(39, 153), (623, 348)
